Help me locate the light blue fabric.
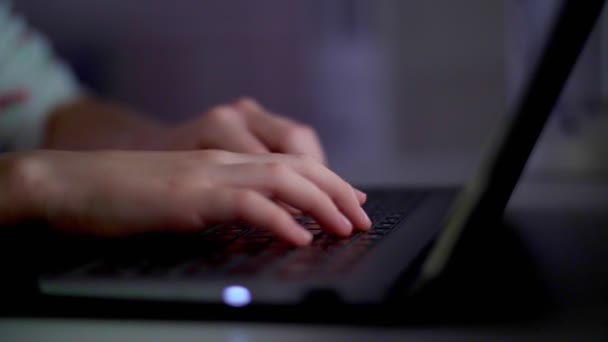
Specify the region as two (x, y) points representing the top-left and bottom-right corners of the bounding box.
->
(0, 2), (82, 151)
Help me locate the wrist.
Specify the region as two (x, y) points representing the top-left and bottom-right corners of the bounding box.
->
(43, 97), (169, 150)
(0, 152), (45, 225)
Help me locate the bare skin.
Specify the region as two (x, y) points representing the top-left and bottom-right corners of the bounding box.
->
(44, 97), (327, 164)
(0, 150), (369, 246)
(1, 97), (370, 246)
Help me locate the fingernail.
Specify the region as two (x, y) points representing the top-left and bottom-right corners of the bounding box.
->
(359, 207), (372, 229)
(339, 214), (353, 235)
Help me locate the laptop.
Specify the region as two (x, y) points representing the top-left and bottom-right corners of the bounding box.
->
(21, 0), (603, 316)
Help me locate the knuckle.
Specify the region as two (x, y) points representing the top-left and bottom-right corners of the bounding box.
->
(236, 97), (259, 109)
(207, 105), (238, 123)
(232, 189), (259, 212)
(293, 124), (316, 138)
(263, 162), (291, 181)
(282, 124), (315, 144)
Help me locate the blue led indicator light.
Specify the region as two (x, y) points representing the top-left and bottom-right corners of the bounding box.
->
(222, 285), (251, 307)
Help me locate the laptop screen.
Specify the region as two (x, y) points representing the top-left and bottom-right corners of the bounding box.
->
(417, 0), (606, 285)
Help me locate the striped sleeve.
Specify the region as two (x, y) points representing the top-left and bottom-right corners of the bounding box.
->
(0, 2), (82, 152)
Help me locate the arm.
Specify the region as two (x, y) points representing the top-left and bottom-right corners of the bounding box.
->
(42, 96), (328, 163)
(43, 96), (165, 150)
(0, 150), (369, 245)
(1, 5), (326, 160)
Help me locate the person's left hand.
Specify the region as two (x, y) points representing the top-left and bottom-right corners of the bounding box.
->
(162, 98), (327, 164)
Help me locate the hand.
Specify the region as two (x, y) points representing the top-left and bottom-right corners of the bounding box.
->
(162, 98), (327, 164)
(4, 150), (369, 245)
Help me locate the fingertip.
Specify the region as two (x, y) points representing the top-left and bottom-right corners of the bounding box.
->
(337, 213), (354, 236)
(356, 222), (372, 232)
(292, 227), (313, 246)
(356, 207), (372, 231)
(354, 188), (367, 204)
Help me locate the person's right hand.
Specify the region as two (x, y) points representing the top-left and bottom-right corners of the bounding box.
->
(2, 150), (370, 246)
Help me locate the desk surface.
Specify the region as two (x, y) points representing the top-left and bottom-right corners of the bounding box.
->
(1, 307), (607, 342)
(1, 180), (608, 341)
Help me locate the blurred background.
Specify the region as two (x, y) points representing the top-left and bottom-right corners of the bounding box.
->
(12, 0), (608, 186)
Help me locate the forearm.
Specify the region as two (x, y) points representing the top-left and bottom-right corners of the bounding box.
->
(42, 97), (167, 150)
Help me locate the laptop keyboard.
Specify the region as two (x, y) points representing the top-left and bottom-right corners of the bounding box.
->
(77, 190), (428, 281)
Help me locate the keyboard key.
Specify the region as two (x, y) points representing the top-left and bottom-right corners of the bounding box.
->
(81, 191), (427, 281)
(246, 230), (274, 238)
(278, 262), (313, 280)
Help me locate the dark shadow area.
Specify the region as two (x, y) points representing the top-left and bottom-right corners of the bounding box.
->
(398, 216), (554, 325)
(0, 215), (553, 328)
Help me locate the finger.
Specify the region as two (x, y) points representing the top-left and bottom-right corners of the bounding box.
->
(277, 201), (302, 215)
(199, 188), (312, 246)
(231, 154), (371, 231)
(292, 158), (371, 231)
(354, 188), (367, 205)
(201, 106), (270, 154)
(234, 98), (327, 164)
(220, 163), (354, 237)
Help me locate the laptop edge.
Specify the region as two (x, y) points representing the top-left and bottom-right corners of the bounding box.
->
(414, 0), (606, 291)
